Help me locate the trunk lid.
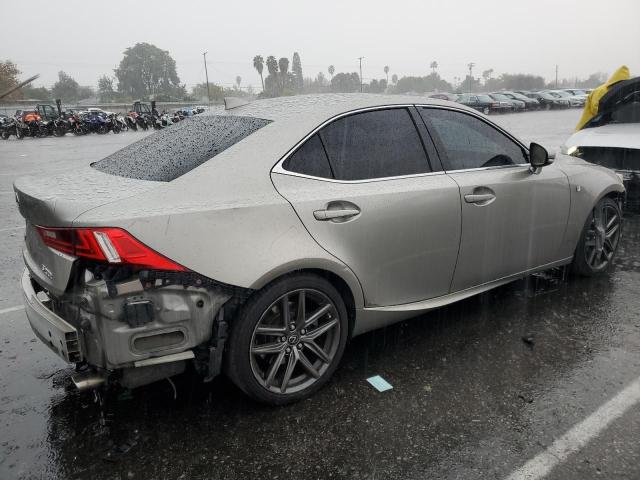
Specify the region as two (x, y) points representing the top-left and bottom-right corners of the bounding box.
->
(14, 167), (162, 295)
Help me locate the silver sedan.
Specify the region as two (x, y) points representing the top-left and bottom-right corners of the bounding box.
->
(15, 94), (625, 404)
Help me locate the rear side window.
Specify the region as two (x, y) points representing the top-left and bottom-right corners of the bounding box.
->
(92, 115), (271, 182)
(319, 108), (430, 181)
(283, 134), (333, 178)
(420, 108), (527, 170)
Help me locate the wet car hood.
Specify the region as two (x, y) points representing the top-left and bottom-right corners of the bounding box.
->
(564, 123), (640, 151)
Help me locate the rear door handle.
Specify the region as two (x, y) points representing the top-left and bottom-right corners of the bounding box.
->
(313, 208), (360, 221)
(464, 193), (496, 204)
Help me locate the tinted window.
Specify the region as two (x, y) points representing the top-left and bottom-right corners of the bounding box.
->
(421, 108), (527, 170)
(319, 108), (430, 181)
(283, 134), (333, 178)
(92, 115), (271, 182)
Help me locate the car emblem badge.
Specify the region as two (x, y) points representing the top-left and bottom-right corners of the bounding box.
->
(288, 335), (298, 345)
(41, 264), (54, 280)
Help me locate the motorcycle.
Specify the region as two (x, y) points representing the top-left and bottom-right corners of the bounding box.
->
(51, 115), (71, 137)
(82, 112), (109, 134)
(15, 116), (47, 139)
(0, 118), (17, 140)
(124, 112), (138, 131)
(69, 112), (87, 135)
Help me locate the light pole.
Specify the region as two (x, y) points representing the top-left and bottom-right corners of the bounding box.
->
(358, 56), (364, 92)
(467, 62), (475, 92)
(203, 51), (211, 105)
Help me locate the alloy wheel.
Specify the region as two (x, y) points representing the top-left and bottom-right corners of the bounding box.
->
(249, 288), (341, 394)
(584, 202), (621, 269)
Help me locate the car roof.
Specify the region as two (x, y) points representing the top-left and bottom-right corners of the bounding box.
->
(222, 93), (473, 126)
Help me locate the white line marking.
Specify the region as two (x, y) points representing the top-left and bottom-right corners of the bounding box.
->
(0, 226), (25, 233)
(506, 375), (640, 480)
(0, 305), (24, 315)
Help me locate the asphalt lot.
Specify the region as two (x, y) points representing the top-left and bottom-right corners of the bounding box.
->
(1, 108), (639, 480)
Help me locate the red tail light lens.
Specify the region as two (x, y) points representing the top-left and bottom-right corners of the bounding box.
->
(36, 226), (186, 271)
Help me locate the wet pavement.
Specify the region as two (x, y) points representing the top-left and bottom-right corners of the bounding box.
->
(1, 108), (639, 479)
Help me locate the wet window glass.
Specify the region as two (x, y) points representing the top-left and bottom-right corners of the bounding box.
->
(319, 108), (430, 180)
(91, 115), (271, 182)
(420, 108), (527, 170)
(282, 134), (333, 178)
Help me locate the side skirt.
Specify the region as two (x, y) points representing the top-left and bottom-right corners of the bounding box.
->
(351, 257), (573, 336)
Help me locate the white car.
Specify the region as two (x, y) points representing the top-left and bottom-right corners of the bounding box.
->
(546, 90), (585, 107)
(563, 77), (640, 208)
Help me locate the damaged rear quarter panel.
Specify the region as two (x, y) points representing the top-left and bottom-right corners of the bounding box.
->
(72, 124), (365, 309)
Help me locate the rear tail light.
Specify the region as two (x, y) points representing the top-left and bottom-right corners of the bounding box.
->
(492, 103), (500, 107)
(36, 226), (186, 271)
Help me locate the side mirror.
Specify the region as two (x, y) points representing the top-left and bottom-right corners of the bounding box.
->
(529, 142), (550, 174)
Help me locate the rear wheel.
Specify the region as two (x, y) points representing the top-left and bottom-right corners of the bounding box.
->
(226, 274), (348, 405)
(572, 197), (622, 276)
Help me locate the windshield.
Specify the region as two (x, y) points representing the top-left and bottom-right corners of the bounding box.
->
(92, 115), (270, 181)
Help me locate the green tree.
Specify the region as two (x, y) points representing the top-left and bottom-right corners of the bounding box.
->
(292, 52), (303, 92)
(22, 85), (50, 100)
(235, 76), (242, 90)
(97, 75), (116, 102)
(0, 60), (22, 100)
(253, 55), (265, 91)
(482, 68), (494, 85)
(264, 56), (279, 96)
(331, 72), (360, 93)
(391, 73), (398, 84)
(278, 57), (290, 90)
(114, 43), (181, 99)
(51, 71), (80, 101)
(190, 82), (224, 101)
(394, 74), (453, 94)
(430, 61), (438, 74)
(328, 65), (335, 79)
(384, 65), (389, 83)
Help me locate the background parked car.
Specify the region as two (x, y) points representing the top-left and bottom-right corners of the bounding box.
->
(429, 93), (460, 102)
(545, 89), (585, 107)
(525, 91), (571, 110)
(489, 92), (525, 111)
(500, 91), (541, 110)
(456, 93), (507, 114)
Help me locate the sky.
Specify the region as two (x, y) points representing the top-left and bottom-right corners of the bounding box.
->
(2, 0), (639, 91)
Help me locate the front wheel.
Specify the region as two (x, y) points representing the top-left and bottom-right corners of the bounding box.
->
(572, 197), (622, 276)
(483, 107), (490, 115)
(226, 274), (348, 405)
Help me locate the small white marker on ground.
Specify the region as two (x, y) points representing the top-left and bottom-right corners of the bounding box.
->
(366, 375), (393, 392)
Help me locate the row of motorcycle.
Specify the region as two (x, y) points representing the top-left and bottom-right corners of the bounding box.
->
(0, 106), (203, 140)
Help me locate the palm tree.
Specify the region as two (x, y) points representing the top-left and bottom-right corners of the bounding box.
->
(328, 65), (335, 79)
(278, 57), (290, 90)
(236, 76), (242, 90)
(253, 55), (265, 91)
(430, 61), (438, 74)
(482, 68), (494, 85)
(384, 65), (389, 83)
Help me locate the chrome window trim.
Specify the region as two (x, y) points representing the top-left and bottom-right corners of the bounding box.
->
(271, 103), (531, 183)
(414, 104), (531, 172)
(272, 104), (433, 184)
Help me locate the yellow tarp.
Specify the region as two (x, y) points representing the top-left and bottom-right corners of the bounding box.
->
(576, 66), (631, 131)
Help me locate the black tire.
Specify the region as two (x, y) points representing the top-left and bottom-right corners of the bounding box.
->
(545, 103), (552, 111)
(15, 127), (24, 139)
(1, 131), (9, 140)
(571, 197), (622, 276)
(226, 273), (348, 405)
(482, 107), (490, 115)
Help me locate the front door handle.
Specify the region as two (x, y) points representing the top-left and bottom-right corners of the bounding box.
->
(313, 208), (360, 221)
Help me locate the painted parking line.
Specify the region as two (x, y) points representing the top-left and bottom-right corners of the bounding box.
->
(0, 305), (24, 315)
(505, 375), (640, 480)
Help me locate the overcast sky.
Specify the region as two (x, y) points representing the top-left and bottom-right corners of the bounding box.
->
(3, 0), (639, 90)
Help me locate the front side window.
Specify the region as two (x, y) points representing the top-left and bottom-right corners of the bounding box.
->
(318, 108), (430, 181)
(420, 108), (527, 170)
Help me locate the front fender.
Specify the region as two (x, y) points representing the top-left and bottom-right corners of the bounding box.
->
(555, 155), (625, 257)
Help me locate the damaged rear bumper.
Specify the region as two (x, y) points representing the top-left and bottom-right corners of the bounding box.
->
(21, 267), (243, 390)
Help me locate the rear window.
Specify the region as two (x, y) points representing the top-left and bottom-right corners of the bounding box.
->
(91, 115), (271, 182)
